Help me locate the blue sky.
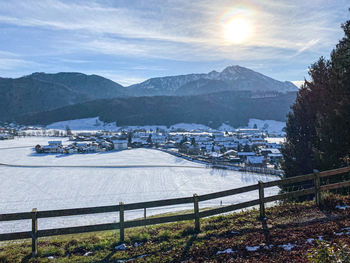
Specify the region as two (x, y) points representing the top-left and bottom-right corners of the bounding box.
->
(0, 0), (348, 86)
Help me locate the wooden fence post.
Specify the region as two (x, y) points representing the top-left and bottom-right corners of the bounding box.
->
(314, 169), (321, 206)
(258, 181), (265, 219)
(119, 202), (124, 243)
(144, 208), (146, 219)
(193, 194), (200, 233)
(31, 208), (38, 257)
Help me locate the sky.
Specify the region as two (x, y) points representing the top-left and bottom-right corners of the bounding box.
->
(0, 0), (348, 86)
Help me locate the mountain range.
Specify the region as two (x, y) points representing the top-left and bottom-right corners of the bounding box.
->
(0, 65), (299, 128)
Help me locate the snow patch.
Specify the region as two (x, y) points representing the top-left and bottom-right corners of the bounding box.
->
(306, 238), (314, 244)
(264, 244), (274, 250)
(336, 204), (349, 210)
(218, 123), (235, 132)
(246, 246), (260, 252)
(115, 244), (127, 251)
(278, 243), (296, 251)
(217, 248), (236, 255)
(47, 117), (118, 131)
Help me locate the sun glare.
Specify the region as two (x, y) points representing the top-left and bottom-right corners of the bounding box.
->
(224, 17), (253, 44)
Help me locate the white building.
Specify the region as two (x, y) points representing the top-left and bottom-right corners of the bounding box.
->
(113, 140), (128, 151)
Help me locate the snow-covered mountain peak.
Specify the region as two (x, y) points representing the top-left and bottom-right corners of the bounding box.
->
(127, 65), (298, 96)
(207, 70), (220, 78)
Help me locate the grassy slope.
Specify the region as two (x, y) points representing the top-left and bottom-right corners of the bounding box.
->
(0, 194), (349, 263)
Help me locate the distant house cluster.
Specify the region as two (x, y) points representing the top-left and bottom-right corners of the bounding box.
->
(0, 125), (16, 140)
(0, 120), (285, 171)
(169, 129), (283, 168)
(35, 133), (128, 154)
(0, 133), (14, 140)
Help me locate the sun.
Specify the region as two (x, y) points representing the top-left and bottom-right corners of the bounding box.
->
(224, 17), (253, 44)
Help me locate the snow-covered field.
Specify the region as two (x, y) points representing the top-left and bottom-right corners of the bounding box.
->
(45, 117), (213, 132)
(46, 117), (118, 131)
(248, 119), (286, 134)
(0, 137), (280, 233)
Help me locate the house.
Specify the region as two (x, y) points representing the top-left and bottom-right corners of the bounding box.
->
(179, 142), (200, 155)
(250, 137), (267, 146)
(223, 149), (237, 157)
(164, 141), (176, 148)
(48, 141), (62, 147)
(261, 148), (281, 157)
(0, 134), (14, 140)
(113, 140), (128, 151)
(42, 141), (63, 153)
(235, 128), (260, 135)
(247, 156), (265, 167)
(237, 152), (256, 161)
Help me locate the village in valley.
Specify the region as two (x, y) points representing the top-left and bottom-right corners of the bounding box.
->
(0, 121), (285, 175)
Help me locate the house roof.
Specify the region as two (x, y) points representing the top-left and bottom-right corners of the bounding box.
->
(237, 152), (256, 156)
(247, 156), (265, 164)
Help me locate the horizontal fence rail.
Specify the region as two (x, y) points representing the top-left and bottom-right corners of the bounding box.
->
(1, 166), (350, 257)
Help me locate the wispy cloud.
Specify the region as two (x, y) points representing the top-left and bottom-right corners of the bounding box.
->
(0, 0), (348, 82)
(0, 51), (38, 71)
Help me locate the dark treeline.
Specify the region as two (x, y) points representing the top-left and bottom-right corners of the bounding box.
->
(16, 90), (296, 129)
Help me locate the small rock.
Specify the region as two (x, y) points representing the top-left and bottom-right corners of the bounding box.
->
(47, 256), (55, 259)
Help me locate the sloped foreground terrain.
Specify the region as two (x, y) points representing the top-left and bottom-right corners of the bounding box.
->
(0, 194), (349, 262)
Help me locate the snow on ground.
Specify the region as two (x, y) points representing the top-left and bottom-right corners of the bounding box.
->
(248, 119), (286, 134)
(0, 137), (279, 233)
(45, 117), (286, 135)
(46, 117), (118, 131)
(169, 123), (212, 131)
(45, 118), (212, 132)
(217, 123), (235, 131)
(118, 125), (168, 131)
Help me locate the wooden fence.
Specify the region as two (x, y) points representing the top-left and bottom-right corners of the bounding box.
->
(1, 166), (350, 257)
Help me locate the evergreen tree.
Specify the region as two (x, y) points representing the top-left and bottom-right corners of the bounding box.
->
(283, 12), (350, 181)
(147, 134), (153, 145)
(127, 132), (133, 146)
(190, 137), (196, 146)
(282, 57), (330, 178)
(180, 136), (187, 145)
(243, 144), (251, 152)
(65, 125), (72, 136)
